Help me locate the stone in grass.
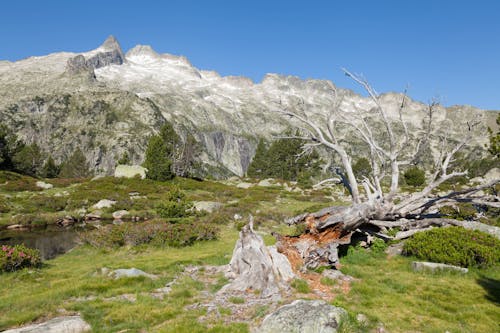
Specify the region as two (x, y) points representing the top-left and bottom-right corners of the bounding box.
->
(259, 299), (347, 333)
(2, 315), (91, 333)
(112, 210), (129, 219)
(36, 181), (53, 190)
(412, 261), (468, 273)
(92, 199), (116, 209)
(111, 268), (158, 280)
(114, 164), (147, 179)
(321, 269), (354, 282)
(192, 201), (222, 213)
(97, 267), (158, 280)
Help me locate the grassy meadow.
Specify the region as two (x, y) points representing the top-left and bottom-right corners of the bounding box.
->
(0, 172), (499, 332)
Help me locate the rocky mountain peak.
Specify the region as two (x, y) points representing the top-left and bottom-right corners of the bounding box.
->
(126, 45), (160, 60)
(100, 35), (123, 55)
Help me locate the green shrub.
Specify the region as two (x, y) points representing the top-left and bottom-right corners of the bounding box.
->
(353, 157), (372, 180)
(0, 196), (11, 213)
(0, 244), (42, 272)
(3, 178), (41, 192)
(370, 238), (388, 253)
(403, 227), (500, 268)
(81, 219), (219, 248)
(439, 203), (477, 221)
(155, 186), (193, 219)
(403, 167), (426, 187)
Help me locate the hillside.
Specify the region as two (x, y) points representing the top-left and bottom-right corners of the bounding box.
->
(0, 36), (496, 177)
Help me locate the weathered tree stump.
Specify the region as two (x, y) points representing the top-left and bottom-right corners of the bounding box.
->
(220, 216), (295, 298)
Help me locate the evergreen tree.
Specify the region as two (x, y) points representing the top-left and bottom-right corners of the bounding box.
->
(59, 148), (92, 178)
(159, 121), (180, 159)
(246, 134), (321, 183)
(487, 113), (500, 159)
(143, 135), (174, 181)
(0, 125), (19, 170)
(247, 139), (269, 177)
(12, 143), (45, 176)
(41, 156), (60, 178)
(116, 151), (131, 165)
(352, 157), (372, 180)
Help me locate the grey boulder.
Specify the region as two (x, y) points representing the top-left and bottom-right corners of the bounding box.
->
(259, 300), (347, 333)
(2, 315), (90, 333)
(412, 261), (468, 273)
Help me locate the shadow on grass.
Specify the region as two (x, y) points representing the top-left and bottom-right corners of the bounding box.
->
(476, 276), (500, 305)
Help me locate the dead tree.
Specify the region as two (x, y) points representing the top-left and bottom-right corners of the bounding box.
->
(271, 69), (500, 270)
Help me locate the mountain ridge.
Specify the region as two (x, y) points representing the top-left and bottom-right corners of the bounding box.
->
(0, 36), (496, 177)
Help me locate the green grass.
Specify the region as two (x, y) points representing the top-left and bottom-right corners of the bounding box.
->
(333, 246), (500, 333)
(0, 228), (244, 332)
(290, 278), (311, 293)
(1, 172), (499, 332)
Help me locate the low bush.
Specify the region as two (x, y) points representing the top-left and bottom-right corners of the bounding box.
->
(403, 167), (426, 187)
(0, 244), (42, 272)
(10, 213), (61, 226)
(370, 238), (388, 253)
(403, 227), (500, 268)
(439, 203), (477, 221)
(81, 219), (219, 248)
(155, 186), (193, 219)
(0, 196), (12, 213)
(3, 178), (41, 192)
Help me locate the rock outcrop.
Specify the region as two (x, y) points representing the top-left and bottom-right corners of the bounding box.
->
(2, 315), (91, 333)
(259, 300), (347, 333)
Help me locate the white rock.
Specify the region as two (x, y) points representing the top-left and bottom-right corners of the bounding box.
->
(412, 261), (468, 273)
(2, 315), (91, 333)
(108, 267), (158, 280)
(257, 179), (275, 187)
(92, 199), (116, 209)
(236, 182), (253, 189)
(114, 165), (147, 179)
(260, 300), (347, 333)
(193, 201), (222, 213)
(36, 181), (53, 190)
(112, 210), (129, 219)
(233, 213), (243, 220)
(483, 168), (500, 183)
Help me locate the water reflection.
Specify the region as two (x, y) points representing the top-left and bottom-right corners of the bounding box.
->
(0, 224), (87, 260)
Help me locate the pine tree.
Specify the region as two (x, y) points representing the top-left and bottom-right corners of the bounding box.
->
(247, 139), (269, 177)
(159, 121), (180, 159)
(41, 156), (59, 178)
(59, 148), (92, 178)
(116, 151), (131, 165)
(143, 135), (174, 181)
(12, 143), (45, 176)
(487, 113), (500, 158)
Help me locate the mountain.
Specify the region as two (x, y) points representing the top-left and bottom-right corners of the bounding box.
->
(0, 36), (496, 177)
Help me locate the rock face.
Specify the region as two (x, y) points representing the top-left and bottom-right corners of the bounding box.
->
(259, 300), (347, 333)
(2, 315), (91, 333)
(412, 261), (469, 273)
(0, 36), (496, 178)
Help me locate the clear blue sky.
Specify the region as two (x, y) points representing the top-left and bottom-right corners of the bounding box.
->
(1, 0), (499, 110)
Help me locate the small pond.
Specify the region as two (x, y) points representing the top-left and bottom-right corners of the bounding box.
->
(0, 223), (95, 260)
